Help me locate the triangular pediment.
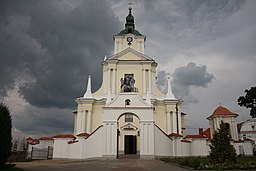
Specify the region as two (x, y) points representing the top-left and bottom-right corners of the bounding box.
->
(108, 47), (154, 61)
(120, 123), (138, 131)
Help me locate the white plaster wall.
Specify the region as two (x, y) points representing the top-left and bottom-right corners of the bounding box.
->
(53, 139), (70, 159)
(233, 142), (253, 156)
(243, 142), (253, 156)
(53, 127), (103, 159)
(154, 125), (173, 157)
(174, 138), (183, 156)
(67, 140), (83, 159)
(181, 142), (191, 156)
(140, 122), (154, 158)
(191, 139), (208, 156)
(83, 126), (103, 158)
(104, 108), (153, 122)
(233, 142), (243, 155)
(103, 122), (117, 158)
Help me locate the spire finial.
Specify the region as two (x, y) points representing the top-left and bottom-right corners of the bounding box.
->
(125, 2), (135, 33)
(128, 2), (133, 10)
(84, 75), (92, 98)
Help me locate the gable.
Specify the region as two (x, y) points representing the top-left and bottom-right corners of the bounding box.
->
(109, 47), (154, 61)
(118, 52), (141, 60)
(106, 93), (151, 108)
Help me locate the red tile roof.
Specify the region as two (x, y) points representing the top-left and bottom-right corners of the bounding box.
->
(52, 134), (75, 139)
(28, 139), (39, 145)
(38, 137), (54, 141)
(169, 133), (183, 137)
(26, 137), (33, 141)
(208, 106), (238, 119)
(76, 133), (90, 137)
(185, 134), (207, 139)
(202, 128), (211, 139)
(181, 139), (191, 143)
(244, 138), (253, 142)
(68, 139), (78, 144)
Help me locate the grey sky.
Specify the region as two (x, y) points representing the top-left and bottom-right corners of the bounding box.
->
(1, 0), (255, 137)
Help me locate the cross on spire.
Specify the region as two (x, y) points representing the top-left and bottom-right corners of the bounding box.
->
(128, 2), (133, 10)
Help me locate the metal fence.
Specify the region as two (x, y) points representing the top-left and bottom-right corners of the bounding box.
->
(8, 151), (27, 162)
(28, 146), (53, 160)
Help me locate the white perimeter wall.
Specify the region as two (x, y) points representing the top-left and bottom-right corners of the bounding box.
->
(181, 142), (191, 156)
(154, 125), (173, 157)
(233, 142), (253, 156)
(53, 126), (103, 159)
(191, 139), (208, 156)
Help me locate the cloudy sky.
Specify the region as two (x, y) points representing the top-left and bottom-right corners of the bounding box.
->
(1, 0), (255, 138)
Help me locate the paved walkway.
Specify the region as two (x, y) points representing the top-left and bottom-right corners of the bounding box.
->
(15, 159), (190, 171)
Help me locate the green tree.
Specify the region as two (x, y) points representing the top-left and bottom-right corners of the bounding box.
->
(209, 121), (237, 164)
(0, 102), (12, 166)
(238, 86), (256, 118)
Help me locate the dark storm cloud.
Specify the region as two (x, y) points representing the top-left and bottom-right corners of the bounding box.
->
(0, 0), (122, 108)
(172, 62), (214, 102)
(157, 70), (168, 93)
(133, 0), (246, 62)
(158, 62), (214, 103)
(13, 105), (73, 136)
(173, 62), (214, 88)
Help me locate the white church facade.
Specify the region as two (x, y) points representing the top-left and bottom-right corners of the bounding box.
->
(48, 6), (253, 159)
(53, 6), (186, 159)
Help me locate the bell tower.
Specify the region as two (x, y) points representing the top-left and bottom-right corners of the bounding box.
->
(113, 4), (146, 54)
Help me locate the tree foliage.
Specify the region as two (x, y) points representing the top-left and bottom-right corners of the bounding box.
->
(0, 102), (12, 166)
(209, 121), (237, 164)
(238, 86), (256, 118)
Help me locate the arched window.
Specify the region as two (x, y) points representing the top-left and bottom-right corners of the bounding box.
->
(225, 123), (230, 131)
(125, 114), (133, 122)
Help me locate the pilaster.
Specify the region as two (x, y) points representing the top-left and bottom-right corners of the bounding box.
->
(172, 111), (177, 133)
(86, 110), (92, 133)
(140, 121), (155, 159)
(166, 111), (171, 134)
(102, 121), (117, 159)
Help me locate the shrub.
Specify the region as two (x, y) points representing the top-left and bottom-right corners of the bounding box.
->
(209, 121), (237, 164)
(0, 103), (12, 166)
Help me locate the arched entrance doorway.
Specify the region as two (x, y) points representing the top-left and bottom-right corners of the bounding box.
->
(102, 93), (155, 159)
(117, 113), (140, 158)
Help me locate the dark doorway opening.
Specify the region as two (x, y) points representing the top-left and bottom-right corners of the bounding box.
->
(124, 135), (137, 154)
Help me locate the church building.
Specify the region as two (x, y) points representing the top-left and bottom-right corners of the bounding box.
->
(53, 6), (186, 159)
(51, 6), (253, 159)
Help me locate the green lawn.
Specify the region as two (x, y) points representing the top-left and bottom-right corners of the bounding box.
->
(161, 156), (256, 170)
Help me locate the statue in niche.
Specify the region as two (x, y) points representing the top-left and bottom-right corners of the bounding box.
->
(120, 74), (136, 92)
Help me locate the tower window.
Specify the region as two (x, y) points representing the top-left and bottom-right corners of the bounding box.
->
(125, 114), (133, 122)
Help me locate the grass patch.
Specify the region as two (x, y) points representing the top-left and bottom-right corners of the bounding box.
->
(160, 156), (256, 170)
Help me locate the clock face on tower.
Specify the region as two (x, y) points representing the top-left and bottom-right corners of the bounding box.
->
(127, 37), (133, 45)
